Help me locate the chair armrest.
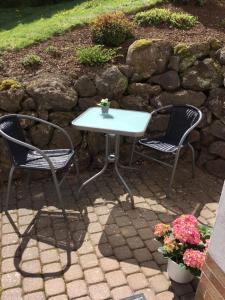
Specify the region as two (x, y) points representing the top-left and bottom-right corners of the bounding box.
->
(17, 114), (74, 150)
(151, 105), (173, 115)
(0, 130), (55, 171)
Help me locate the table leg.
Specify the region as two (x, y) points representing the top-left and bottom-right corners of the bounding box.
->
(114, 135), (134, 209)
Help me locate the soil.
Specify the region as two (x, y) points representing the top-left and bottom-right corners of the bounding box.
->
(1, 0), (225, 80)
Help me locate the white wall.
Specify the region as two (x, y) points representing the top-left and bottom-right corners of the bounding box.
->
(208, 181), (225, 272)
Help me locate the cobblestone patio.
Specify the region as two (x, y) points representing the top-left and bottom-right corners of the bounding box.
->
(0, 161), (223, 300)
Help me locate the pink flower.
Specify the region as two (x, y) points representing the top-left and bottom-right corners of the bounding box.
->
(204, 239), (210, 251)
(164, 236), (177, 253)
(172, 215), (200, 245)
(183, 249), (206, 270)
(154, 223), (171, 237)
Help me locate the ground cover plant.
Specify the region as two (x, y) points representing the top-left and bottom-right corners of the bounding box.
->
(0, 0), (163, 50)
(75, 45), (118, 66)
(135, 8), (198, 29)
(21, 53), (43, 68)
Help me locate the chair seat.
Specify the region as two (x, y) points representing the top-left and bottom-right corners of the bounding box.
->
(139, 137), (184, 153)
(18, 149), (74, 170)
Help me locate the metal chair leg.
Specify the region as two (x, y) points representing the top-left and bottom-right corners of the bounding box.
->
(168, 150), (181, 196)
(129, 138), (137, 167)
(51, 170), (67, 222)
(74, 156), (81, 187)
(188, 143), (195, 178)
(5, 165), (15, 212)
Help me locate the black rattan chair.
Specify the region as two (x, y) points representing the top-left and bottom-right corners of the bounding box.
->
(0, 114), (80, 222)
(129, 105), (202, 195)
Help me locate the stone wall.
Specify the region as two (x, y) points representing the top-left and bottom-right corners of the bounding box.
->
(0, 39), (225, 180)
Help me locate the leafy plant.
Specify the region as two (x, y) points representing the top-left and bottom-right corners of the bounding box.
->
(21, 54), (43, 68)
(154, 214), (211, 276)
(75, 45), (118, 66)
(91, 12), (134, 47)
(0, 79), (22, 91)
(45, 45), (61, 58)
(97, 98), (110, 107)
(135, 8), (198, 29)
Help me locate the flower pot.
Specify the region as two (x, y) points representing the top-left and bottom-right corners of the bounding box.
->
(167, 259), (194, 283)
(101, 106), (109, 114)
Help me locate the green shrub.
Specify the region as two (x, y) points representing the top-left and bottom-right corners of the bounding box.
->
(91, 12), (134, 47)
(75, 45), (118, 66)
(45, 46), (61, 58)
(135, 8), (198, 29)
(21, 54), (43, 68)
(0, 79), (22, 91)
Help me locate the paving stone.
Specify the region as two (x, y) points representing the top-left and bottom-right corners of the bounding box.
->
(1, 271), (21, 289)
(133, 248), (152, 263)
(149, 274), (170, 293)
(80, 253), (98, 269)
(105, 270), (127, 288)
(98, 214), (114, 225)
(45, 278), (65, 297)
(89, 282), (111, 300)
(40, 249), (59, 264)
(23, 277), (44, 294)
(132, 218), (148, 229)
(138, 228), (154, 240)
(1, 257), (17, 273)
(141, 261), (161, 277)
(171, 282), (193, 296)
(152, 252), (167, 265)
(145, 239), (161, 252)
(127, 273), (149, 290)
(200, 208), (215, 219)
(22, 247), (39, 261)
(108, 234), (126, 247)
(2, 223), (15, 234)
(100, 257), (120, 272)
(120, 225), (137, 238)
(95, 243), (113, 257)
(67, 280), (88, 299)
(127, 236), (144, 249)
(120, 259), (140, 275)
(114, 245), (133, 260)
(60, 251), (78, 266)
(43, 262), (62, 274)
(111, 285), (133, 300)
(135, 288), (156, 300)
(88, 222), (102, 233)
(21, 259), (42, 274)
(90, 232), (107, 245)
(1, 244), (18, 259)
(87, 212), (98, 222)
(115, 216), (131, 227)
(104, 224), (120, 236)
(1, 287), (23, 300)
(95, 206), (109, 216)
(2, 233), (19, 246)
(78, 241), (94, 255)
(84, 267), (104, 284)
(156, 291), (177, 300)
(49, 295), (68, 300)
(64, 264), (83, 282)
(24, 291), (46, 300)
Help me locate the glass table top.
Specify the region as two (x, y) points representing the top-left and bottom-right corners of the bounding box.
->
(72, 107), (151, 137)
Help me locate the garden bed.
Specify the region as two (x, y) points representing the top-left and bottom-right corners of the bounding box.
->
(0, 0), (225, 79)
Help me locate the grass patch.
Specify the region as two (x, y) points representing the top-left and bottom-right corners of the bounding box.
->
(45, 45), (61, 57)
(75, 45), (118, 66)
(135, 8), (198, 29)
(0, 0), (163, 50)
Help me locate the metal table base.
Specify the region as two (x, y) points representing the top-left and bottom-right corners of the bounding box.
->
(78, 134), (134, 208)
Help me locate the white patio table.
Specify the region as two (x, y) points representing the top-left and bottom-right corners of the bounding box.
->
(72, 107), (151, 208)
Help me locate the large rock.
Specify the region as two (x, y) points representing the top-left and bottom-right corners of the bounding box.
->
(197, 148), (215, 167)
(21, 97), (36, 111)
(207, 88), (225, 118)
(182, 58), (223, 91)
(151, 90), (206, 108)
(49, 112), (75, 127)
(128, 83), (161, 98)
(0, 88), (24, 112)
(26, 73), (78, 111)
(29, 123), (53, 148)
(126, 39), (172, 79)
(50, 126), (82, 148)
(210, 120), (225, 141)
(209, 141), (225, 159)
(87, 132), (105, 155)
(205, 159), (225, 179)
(96, 66), (128, 98)
(148, 114), (170, 132)
(189, 42), (210, 59)
(119, 95), (148, 110)
(168, 56), (180, 72)
(74, 75), (96, 97)
(216, 47), (225, 65)
(200, 127), (215, 146)
(78, 96), (99, 111)
(149, 71), (180, 91)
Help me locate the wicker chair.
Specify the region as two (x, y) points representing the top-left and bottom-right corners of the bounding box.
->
(0, 114), (80, 222)
(129, 105), (202, 195)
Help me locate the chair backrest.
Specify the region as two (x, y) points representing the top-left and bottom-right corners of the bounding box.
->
(165, 105), (201, 145)
(0, 115), (29, 165)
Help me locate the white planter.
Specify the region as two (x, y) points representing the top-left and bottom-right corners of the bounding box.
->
(167, 259), (194, 283)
